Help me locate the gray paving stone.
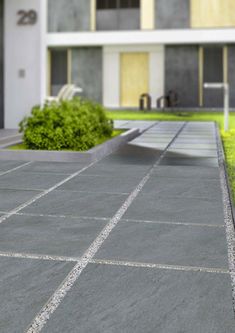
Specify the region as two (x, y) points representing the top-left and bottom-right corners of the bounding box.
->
(0, 172), (66, 190)
(0, 257), (74, 333)
(20, 161), (88, 174)
(171, 143), (217, 149)
(0, 215), (107, 257)
(96, 222), (228, 268)
(152, 165), (220, 179)
(166, 149), (218, 158)
(0, 160), (28, 173)
(82, 163), (149, 178)
(42, 264), (235, 333)
(130, 142), (167, 149)
(142, 177), (222, 199)
(160, 157), (219, 167)
(59, 175), (141, 194)
(101, 145), (160, 166)
(123, 193), (224, 225)
(0, 189), (42, 211)
(175, 139), (216, 144)
(22, 191), (127, 218)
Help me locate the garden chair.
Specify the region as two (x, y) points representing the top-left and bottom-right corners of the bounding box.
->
(46, 84), (83, 103)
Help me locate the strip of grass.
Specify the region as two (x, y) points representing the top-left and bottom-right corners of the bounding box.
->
(8, 130), (124, 151)
(107, 110), (235, 204)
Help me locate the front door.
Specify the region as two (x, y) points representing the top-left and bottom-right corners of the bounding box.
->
(120, 52), (149, 107)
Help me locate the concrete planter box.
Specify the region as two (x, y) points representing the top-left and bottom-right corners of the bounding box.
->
(0, 128), (139, 163)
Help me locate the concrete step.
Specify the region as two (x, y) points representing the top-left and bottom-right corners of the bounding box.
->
(0, 134), (22, 147)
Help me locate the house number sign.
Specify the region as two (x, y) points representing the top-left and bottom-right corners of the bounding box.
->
(17, 10), (38, 25)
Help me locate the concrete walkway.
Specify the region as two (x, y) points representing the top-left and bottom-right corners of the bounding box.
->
(0, 121), (234, 332)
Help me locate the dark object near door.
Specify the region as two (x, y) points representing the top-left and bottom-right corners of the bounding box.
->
(139, 93), (152, 111)
(157, 90), (179, 108)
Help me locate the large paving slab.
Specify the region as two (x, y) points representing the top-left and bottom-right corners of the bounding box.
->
(0, 159), (28, 172)
(0, 257), (74, 333)
(0, 171), (66, 190)
(142, 176), (222, 199)
(20, 161), (88, 174)
(123, 193), (224, 224)
(58, 174), (142, 194)
(0, 188), (42, 211)
(42, 264), (235, 333)
(0, 215), (107, 257)
(95, 221), (228, 268)
(22, 190), (128, 218)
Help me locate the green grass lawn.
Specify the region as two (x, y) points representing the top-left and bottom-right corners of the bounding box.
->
(107, 110), (235, 204)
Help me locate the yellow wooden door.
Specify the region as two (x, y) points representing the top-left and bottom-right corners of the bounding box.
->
(120, 53), (149, 107)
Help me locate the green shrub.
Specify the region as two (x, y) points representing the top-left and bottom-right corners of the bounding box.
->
(19, 98), (113, 151)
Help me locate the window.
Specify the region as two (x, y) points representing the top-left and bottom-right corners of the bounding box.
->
(96, 0), (118, 9)
(50, 50), (68, 96)
(120, 0), (140, 8)
(96, 0), (139, 10)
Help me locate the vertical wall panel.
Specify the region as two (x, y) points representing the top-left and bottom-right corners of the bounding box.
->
(103, 51), (120, 108)
(121, 53), (149, 107)
(155, 0), (189, 29)
(72, 48), (103, 103)
(141, 0), (154, 30)
(191, 0), (235, 28)
(203, 46), (223, 107)
(96, 9), (140, 30)
(48, 0), (90, 32)
(0, 0), (3, 128)
(165, 46), (199, 107)
(228, 46), (235, 107)
(150, 48), (164, 107)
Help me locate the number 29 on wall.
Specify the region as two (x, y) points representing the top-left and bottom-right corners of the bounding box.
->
(17, 10), (38, 26)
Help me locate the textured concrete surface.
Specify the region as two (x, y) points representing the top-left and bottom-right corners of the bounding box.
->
(0, 215), (107, 257)
(22, 190), (128, 218)
(72, 48), (103, 103)
(42, 264), (235, 333)
(96, 9), (140, 31)
(0, 257), (74, 333)
(48, 0), (90, 32)
(155, 0), (189, 29)
(0, 121), (234, 332)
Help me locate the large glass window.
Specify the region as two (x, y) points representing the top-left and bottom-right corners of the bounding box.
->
(96, 0), (139, 10)
(50, 50), (68, 96)
(96, 0), (140, 30)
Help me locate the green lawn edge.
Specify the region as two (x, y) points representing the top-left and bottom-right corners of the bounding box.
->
(107, 110), (235, 204)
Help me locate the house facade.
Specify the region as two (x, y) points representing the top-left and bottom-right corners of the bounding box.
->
(2, 0), (235, 128)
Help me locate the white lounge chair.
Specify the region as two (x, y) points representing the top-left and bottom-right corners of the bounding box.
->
(46, 84), (83, 103)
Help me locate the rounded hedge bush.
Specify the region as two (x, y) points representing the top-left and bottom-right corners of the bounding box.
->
(19, 98), (113, 151)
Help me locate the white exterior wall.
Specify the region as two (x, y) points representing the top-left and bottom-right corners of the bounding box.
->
(4, 0), (47, 129)
(103, 45), (164, 108)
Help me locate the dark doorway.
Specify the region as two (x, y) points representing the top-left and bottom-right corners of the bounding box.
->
(203, 46), (224, 108)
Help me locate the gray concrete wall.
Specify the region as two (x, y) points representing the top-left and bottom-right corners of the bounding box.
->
(155, 0), (189, 29)
(96, 9), (140, 30)
(72, 48), (103, 103)
(0, 0), (3, 128)
(165, 46), (199, 107)
(48, 0), (90, 32)
(228, 46), (235, 108)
